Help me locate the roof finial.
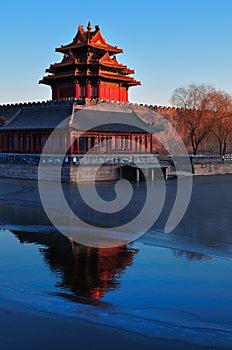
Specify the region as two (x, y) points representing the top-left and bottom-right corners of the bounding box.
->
(78, 24), (84, 33)
(87, 21), (92, 32)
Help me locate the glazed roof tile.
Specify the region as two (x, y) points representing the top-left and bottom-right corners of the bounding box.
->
(71, 105), (150, 133)
(0, 103), (72, 131)
(0, 101), (152, 134)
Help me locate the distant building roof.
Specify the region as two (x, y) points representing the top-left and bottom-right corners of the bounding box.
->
(71, 104), (150, 133)
(0, 100), (154, 134)
(56, 22), (123, 55)
(0, 102), (72, 131)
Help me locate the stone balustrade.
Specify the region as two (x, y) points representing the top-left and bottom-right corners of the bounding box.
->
(0, 152), (158, 167)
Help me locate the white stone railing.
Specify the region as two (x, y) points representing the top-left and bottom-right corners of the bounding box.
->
(0, 152), (159, 166)
(192, 155), (232, 163)
(66, 153), (158, 165)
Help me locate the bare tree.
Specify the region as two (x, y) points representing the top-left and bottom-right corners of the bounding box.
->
(171, 84), (216, 155)
(207, 91), (232, 155)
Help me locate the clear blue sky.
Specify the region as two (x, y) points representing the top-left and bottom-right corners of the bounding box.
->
(1, 0), (232, 106)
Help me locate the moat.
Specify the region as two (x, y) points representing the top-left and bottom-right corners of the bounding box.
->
(0, 175), (232, 348)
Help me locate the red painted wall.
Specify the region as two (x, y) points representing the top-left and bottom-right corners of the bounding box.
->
(98, 85), (128, 102)
(52, 84), (128, 102)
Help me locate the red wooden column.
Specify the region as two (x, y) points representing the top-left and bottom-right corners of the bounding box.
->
(70, 133), (75, 154)
(44, 134), (48, 153)
(17, 135), (20, 153)
(126, 135), (130, 153)
(98, 84), (102, 99)
(121, 89), (124, 102)
(150, 134), (153, 154)
(146, 134), (149, 152)
(125, 89), (128, 102)
(75, 84), (80, 99)
(118, 86), (121, 101)
(23, 135), (26, 153)
(76, 133), (80, 154)
(143, 135), (146, 152)
(97, 134), (100, 153)
(138, 136), (142, 153)
(131, 135), (134, 154)
(132, 135), (135, 153)
(64, 134), (67, 153)
(92, 136), (96, 153)
(95, 136), (98, 152)
(30, 134), (34, 153)
(34, 136), (38, 153)
(5, 134), (8, 152)
(8, 134), (11, 152)
(115, 135), (119, 153)
(125, 136), (128, 152)
(86, 82), (91, 99)
(106, 87), (110, 100)
(100, 136), (105, 153)
(108, 137), (112, 153)
(134, 135), (138, 153)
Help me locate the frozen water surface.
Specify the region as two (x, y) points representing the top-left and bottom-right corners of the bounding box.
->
(0, 175), (232, 347)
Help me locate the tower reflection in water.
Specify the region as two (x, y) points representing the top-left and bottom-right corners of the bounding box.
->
(13, 230), (138, 300)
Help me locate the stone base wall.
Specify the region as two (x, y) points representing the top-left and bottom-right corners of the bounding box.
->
(69, 165), (119, 182)
(161, 156), (232, 176)
(194, 163), (232, 175)
(0, 163), (38, 180)
(0, 163), (120, 183)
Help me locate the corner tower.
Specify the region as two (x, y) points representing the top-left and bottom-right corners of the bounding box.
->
(39, 22), (141, 102)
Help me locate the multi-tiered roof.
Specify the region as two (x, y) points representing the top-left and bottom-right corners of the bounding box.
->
(39, 22), (140, 102)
